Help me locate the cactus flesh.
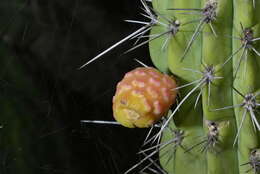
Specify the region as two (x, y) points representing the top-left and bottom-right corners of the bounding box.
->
(147, 0), (260, 174)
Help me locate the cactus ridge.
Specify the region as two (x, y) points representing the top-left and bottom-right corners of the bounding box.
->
(222, 24), (260, 80)
(168, 0), (218, 61)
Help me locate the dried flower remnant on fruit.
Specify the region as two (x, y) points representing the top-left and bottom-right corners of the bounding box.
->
(112, 67), (177, 128)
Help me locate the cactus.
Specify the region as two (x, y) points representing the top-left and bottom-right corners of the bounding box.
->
(82, 0), (260, 173)
(148, 0), (260, 174)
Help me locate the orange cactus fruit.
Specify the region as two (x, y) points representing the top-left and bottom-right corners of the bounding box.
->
(112, 67), (177, 128)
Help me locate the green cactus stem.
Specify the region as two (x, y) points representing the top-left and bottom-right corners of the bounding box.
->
(147, 0), (260, 173)
(82, 0), (260, 173)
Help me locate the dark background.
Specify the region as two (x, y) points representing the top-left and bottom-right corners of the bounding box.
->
(0, 0), (155, 173)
